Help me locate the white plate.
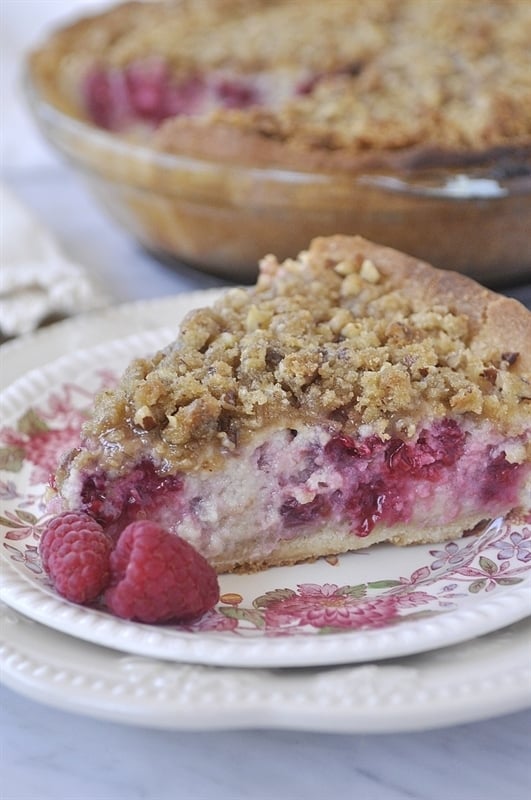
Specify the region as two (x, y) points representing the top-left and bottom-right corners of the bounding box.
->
(1, 600), (530, 732)
(1, 296), (530, 668)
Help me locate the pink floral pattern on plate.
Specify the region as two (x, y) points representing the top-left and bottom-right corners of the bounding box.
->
(1, 371), (530, 639)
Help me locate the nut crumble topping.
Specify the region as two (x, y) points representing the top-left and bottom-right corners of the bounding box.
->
(78, 236), (531, 473)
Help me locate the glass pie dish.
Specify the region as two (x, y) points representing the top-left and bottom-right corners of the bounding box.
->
(25, 66), (531, 286)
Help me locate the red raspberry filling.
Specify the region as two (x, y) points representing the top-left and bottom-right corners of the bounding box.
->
(81, 61), (352, 132)
(83, 62), (263, 131)
(279, 420), (527, 536)
(72, 421), (528, 560)
(80, 459), (183, 530)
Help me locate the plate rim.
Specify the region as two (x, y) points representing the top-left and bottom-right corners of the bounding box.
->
(1, 598), (530, 733)
(2, 551), (530, 668)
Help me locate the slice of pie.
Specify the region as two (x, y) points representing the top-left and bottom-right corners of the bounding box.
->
(54, 236), (531, 573)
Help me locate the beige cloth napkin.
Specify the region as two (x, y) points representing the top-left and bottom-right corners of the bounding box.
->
(0, 184), (109, 337)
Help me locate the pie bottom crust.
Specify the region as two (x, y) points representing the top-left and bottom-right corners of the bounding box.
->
(214, 512), (497, 574)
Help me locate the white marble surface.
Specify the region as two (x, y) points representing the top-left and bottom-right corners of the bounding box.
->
(1, 683), (530, 800)
(1, 2), (531, 798)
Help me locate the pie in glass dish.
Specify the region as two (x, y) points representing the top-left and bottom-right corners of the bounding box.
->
(27, 0), (531, 282)
(53, 236), (531, 573)
(31, 0), (531, 169)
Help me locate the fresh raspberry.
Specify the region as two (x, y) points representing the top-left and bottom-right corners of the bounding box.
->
(105, 521), (220, 624)
(39, 512), (113, 604)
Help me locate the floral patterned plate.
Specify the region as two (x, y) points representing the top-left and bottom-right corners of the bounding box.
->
(1, 323), (530, 668)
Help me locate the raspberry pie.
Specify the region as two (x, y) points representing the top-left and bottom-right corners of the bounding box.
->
(31, 0), (531, 170)
(28, 0), (531, 282)
(54, 236), (531, 573)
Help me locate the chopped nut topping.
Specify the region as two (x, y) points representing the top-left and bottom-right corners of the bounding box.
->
(340, 273), (363, 297)
(501, 352), (519, 366)
(134, 405), (156, 430)
(77, 236), (530, 473)
(360, 259), (380, 283)
(334, 260), (357, 277)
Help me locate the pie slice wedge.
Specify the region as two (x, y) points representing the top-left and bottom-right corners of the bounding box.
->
(53, 236), (531, 573)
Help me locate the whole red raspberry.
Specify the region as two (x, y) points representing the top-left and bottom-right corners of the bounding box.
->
(39, 512), (113, 604)
(105, 521), (220, 624)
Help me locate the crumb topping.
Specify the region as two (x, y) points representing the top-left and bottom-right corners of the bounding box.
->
(79, 237), (531, 473)
(33, 0), (531, 158)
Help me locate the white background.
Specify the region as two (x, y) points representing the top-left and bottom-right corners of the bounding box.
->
(1, 1), (115, 168)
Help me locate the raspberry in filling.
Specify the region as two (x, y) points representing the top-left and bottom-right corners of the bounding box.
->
(81, 59), (358, 133)
(68, 421), (529, 570)
(53, 236), (531, 574)
(79, 459), (183, 534)
(84, 64), (211, 131)
(82, 62), (298, 131)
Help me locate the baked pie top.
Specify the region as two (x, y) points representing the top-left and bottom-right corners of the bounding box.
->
(30, 0), (531, 171)
(73, 237), (530, 474)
